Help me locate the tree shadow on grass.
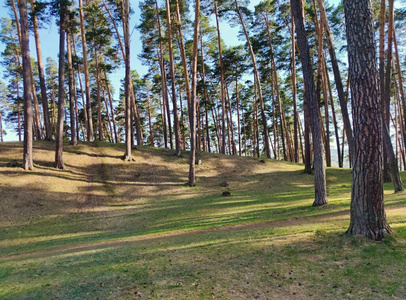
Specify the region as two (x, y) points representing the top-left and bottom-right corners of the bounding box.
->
(2, 221), (405, 300)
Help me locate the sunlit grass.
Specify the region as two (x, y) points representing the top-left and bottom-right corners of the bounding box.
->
(0, 141), (405, 299)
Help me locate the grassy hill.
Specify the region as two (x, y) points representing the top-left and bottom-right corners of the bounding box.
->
(0, 141), (405, 299)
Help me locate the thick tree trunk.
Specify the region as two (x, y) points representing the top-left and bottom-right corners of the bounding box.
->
(55, 4), (67, 169)
(18, 0), (34, 170)
(344, 0), (391, 240)
(291, 0), (327, 206)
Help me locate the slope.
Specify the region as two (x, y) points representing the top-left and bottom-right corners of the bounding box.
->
(0, 141), (405, 299)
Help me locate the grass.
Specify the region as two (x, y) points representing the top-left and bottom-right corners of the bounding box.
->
(0, 140), (405, 299)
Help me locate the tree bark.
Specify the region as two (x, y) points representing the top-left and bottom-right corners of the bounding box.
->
(165, 0), (181, 156)
(55, 3), (67, 169)
(200, 31), (211, 153)
(291, 14), (299, 163)
(381, 0), (402, 191)
(66, 31), (77, 146)
(235, 0), (271, 158)
(18, 0), (34, 170)
(317, 0), (354, 161)
(79, 0), (94, 142)
(214, 0), (226, 154)
(154, 0), (172, 149)
(291, 0), (327, 206)
(123, 0), (132, 160)
(32, 0), (51, 140)
(344, 0), (391, 240)
(189, 0), (200, 186)
(104, 71), (118, 143)
(147, 90), (154, 146)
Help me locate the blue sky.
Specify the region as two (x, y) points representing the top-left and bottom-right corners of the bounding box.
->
(0, 0), (253, 141)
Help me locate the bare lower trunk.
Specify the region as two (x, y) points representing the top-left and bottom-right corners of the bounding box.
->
(317, 0), (353, 160)
(18, 0), (34, 170)
(79, 0), (94, 142)
(344, 0), (390, 240)
(66, 31), (77, 145)
(55, 4), (67, 169)
(188, 0), (200, 186)
(236, 0), (271, 158)
(214, 0), (226, 154)
(123, 0), (132, 160)
(165, 0), (181, 156)
(32, 0), (51, 140)
(291, 0), (327, 206)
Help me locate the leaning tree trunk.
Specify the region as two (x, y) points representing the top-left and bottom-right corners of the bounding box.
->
(291, 0), (327, 206)
(18, 0), (34, 170)
(344, 0), (391, 240)
(235, 0), (271, 158)
(55, 3), (67, 169)
(317, 0), (354, 161)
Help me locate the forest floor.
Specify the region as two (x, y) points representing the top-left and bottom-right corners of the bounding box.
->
(0, 141), (405, 299)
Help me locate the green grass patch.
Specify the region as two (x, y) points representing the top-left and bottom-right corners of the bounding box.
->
(0, 141), (405, 299)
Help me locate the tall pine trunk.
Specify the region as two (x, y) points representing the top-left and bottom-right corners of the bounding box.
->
(165, 0), (181, 156)
(123, 0), (132, 160)
(32, 0), (51, 140)
(79, 0), (94, 142)
(344, 0), (391, 240)
(317, 0), (353, 161)
(235, 0), (271, 158)
(291, 0), (327, 206)
(55, 3), (67, 169)
(214, 0), (226, 154)
(66, 31), (77, 146)
(189, 0), (200, 186)
(382, 0), (403, 192)
(18, 0), (34, 170)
